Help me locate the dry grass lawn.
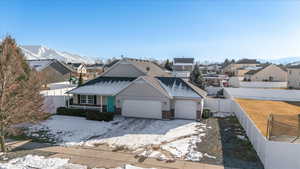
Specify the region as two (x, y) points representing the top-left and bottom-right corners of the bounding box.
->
(235, 98), (300, 136)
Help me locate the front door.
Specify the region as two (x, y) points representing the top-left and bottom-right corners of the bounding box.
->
(107, 96), (115, 112)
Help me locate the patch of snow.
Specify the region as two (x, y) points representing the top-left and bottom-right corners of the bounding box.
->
(137, 150), (167, 160)
(237, 135), (247, 141)
(159, 80), (201, 98)
(204, 153), (217, 159)
(108, 164), (157, 169)
(213, 112), (234, 118)
(0, 155), (87, 169)
(0, 155), (156, 169)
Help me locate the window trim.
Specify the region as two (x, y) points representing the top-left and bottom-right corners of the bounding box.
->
(80, 95), (94, 105)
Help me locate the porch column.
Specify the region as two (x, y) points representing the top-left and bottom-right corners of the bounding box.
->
(100, 96), (103, 112)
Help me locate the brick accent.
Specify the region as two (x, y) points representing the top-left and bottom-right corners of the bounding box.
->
(115, 107), (122, 114)
(162, 110), (174, 120)
(196, 110), (202, 121)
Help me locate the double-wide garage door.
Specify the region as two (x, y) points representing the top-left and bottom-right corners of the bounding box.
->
(122, 100), (162, 119)
(175, 100), (197, 119)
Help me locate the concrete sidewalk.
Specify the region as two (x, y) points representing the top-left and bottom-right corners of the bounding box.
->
(8, 140), (229, 169)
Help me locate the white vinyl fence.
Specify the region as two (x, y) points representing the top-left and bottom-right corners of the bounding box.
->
(224, 87), (300, 101)
(204, 98), (233, 112)
(41, 82), (75, 114)
(239, 81), (287, 88)
(205, 86), (222, 96)
(232, 100), (300, 169)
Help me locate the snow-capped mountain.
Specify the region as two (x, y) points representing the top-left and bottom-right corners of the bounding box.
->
(20, 45), (93, 63)
(259, 57), (300, 65)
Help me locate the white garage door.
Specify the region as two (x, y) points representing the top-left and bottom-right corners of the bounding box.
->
(175, 100), (197, 119)
(122, 100), (162, 119)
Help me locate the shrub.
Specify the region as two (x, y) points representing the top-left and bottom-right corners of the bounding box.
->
(56, 107), (86, 117)
(86, 111), (114, 122)
(56, 107), (114, 121)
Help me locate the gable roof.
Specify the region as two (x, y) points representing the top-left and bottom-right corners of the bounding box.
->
(245, 64), (287, 75)
(101, 58), (170, 77)
(126, 58), (170, 77)
(116, 76), (172, 98)
(236, 59), (260, 64)
(27, 59), (73, 74)
(67, 76), (206, 99)
(174, 58), (194, 64)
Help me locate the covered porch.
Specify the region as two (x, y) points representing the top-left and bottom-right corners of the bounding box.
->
(68, 94), (117, 113)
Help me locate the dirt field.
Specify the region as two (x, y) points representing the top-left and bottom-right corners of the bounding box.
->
(235, 98), (300, 136)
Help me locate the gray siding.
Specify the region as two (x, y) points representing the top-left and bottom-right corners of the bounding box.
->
(116, 79), (170, 111)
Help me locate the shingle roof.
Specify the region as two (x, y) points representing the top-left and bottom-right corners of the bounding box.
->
(27, 59), (72, 74)
(245, 64), (287, 75)
(157, 77), (206, 98)
(174, 58), (194, 64)
(287, 64), (300, 69)
(236, 59), (260, 64)
(83, 76), (136, 86)
(125, 58), (170, 77)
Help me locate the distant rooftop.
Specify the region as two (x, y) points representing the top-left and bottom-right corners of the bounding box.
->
(174, 58), (194, 64)
(236, 59), (260, 64)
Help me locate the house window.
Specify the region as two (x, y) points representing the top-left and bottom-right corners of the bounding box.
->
(87, 95), (94, 104)
(289, 70), (292, 74)
(80, 95), (87, 104)
(80, 95), (94, 104)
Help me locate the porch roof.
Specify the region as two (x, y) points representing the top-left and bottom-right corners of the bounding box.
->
(67, 76), (135, 95)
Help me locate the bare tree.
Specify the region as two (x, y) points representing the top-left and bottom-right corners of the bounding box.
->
(0, 36), (47, 152)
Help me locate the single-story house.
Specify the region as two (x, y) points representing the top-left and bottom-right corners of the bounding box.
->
(67, 75), (206, 120)
(244, 64), (287, 82)
(66, 58), (206, 120)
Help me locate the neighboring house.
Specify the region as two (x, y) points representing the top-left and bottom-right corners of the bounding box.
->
(203, 74), (229, 87)
(86, 63), (104, 79)
(67, 63), (87, 74)
(67, 58), (206, 120)
(287, 64), (300, 89)
(27, 59), (73, 84)
(223, 59), (260, 76)
(244, 64), (287, 82)
(172, 58), (194, 79)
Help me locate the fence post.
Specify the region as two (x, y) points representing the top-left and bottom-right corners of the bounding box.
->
(298, 114), (300, 138)
(267, 113), (273, 140)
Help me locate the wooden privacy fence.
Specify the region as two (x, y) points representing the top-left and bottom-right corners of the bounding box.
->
(267, 114), (300, 143)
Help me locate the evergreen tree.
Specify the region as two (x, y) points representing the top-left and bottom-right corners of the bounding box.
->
(164, 59), (172, 71)
(0, 36), (47, 152)
(190, 64), (205, 89)
(78, 72), (83, 86)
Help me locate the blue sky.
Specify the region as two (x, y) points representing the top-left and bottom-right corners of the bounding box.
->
(1, 0), (300, 62)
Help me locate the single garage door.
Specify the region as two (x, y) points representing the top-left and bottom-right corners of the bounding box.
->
(175, 100), (197, 119)
(122, 100), (162, 119)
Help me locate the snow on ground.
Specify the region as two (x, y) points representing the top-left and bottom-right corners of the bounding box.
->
(27, 115), (208, 161)
(0, 155), (87, 169)
(0, 155), (156, 169)
(27, 115), (115, 144)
